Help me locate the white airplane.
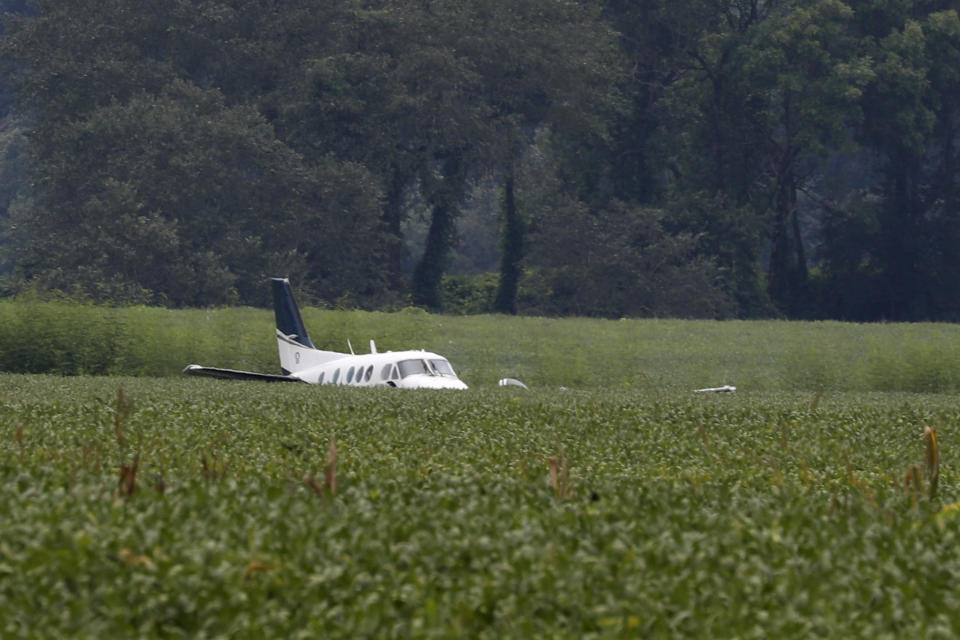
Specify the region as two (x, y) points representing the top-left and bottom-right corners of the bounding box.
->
(183, 278), (468, 389)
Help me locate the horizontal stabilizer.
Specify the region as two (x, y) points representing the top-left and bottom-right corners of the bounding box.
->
(182, 364), (306, 383)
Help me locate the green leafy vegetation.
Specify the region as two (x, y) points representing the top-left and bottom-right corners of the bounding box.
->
(0, 297), (120, 375)
(7, 300), (960, 393)
(1, 377), (958, 637)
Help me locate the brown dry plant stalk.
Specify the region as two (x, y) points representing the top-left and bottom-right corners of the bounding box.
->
(118, 548), (154, 569)
(244, 561), (276, 581)
(904, 464), (921, 506)
(13, 423), (25, 460)
(810, 389), (825, 411)
(548, 444), (575, 500)
(81, 441), (102, 472)
(304, 434), (337, 498)
(114, 388), (133, 449)
(548, 455), (559, 493)
(925, 426), (939, 499)
(302, 474), (321, 495)
(118, 451), (140, 498)
(201, 451), (227, 481)
(901, 427), (941, 503)
(325, 433), (337, 495)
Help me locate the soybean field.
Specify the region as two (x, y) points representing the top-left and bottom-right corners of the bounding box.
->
(2, 374), (959, 638)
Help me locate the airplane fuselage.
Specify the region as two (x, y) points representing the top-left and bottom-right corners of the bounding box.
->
(286, 347), (468, 390)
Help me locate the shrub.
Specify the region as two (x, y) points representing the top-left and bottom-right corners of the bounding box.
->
(440, 273), (498, 315)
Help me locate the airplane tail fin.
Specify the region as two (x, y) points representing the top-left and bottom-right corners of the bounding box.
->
(270, 278), (342, 374)
(271, 277), (315, 349)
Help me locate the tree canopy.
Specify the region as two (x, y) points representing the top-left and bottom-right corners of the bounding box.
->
(1, 0), (958, 320)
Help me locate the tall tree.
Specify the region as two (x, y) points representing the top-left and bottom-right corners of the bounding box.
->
(610, 0), (781, 315)
(451, 0), (623, 313)
(821, 6), (960, 319)
(273, 0), (622, 310)
(736, 0), (873, 314)
(493, 168), (523, 314)
(515, 128), (733, 318)
(4, 81), (377, 306)
(1, 0), (391, 306)
(629, 0), (875, 316)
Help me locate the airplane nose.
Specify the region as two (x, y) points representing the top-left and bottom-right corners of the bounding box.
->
(399, 375), (468, 390)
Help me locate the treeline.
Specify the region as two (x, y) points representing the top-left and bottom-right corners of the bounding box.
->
(0, 0), (958, 320)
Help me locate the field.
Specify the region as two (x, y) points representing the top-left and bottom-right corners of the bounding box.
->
(5, 298), (960, 392)
(2, 302), (960, 637)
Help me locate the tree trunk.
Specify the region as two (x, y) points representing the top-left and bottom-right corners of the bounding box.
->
(411, 154), (463, 310)
(494, 168), (524, 314)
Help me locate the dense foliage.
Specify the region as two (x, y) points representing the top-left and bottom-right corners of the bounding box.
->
(1, 377), (958, 637)
(6, 298), (960, 393)
(0, 0), (959, 319)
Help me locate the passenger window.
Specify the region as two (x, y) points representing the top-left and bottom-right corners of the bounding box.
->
(381, 364), (392, 380)
(391, 365), (400, 380)
(364, 365), (373, 382)
(332, 369), (340, 384)
(347, 367), (355, 383)
(319, 371), (325, 384)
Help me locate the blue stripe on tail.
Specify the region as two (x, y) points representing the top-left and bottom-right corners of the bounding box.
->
(270, 278), (315, 349)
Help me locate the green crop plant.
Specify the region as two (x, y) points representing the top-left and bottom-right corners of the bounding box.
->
(2, 375), (960, 637)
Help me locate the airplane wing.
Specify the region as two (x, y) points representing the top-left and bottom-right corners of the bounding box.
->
(693, 385), (736, 393)
(182, 364), (307, 383)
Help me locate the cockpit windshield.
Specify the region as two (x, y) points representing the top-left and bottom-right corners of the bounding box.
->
(396, 358), (458, 378)
(429, 359), (456, 376)
(397, 359), (431, 378)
